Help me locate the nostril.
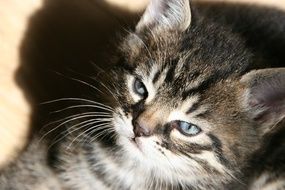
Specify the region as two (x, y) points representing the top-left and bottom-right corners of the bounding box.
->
(133, 121), (151, 137)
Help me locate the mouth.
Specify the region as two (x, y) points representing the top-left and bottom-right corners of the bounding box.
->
(129, 137), (143, 152)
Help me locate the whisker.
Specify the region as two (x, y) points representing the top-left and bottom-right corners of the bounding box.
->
(98, 81), (119, 102)
(51, 71), (105, 95)
(50, 104), (114, 114)
(68, 119), (111, 137)
(40, 98), (114, 110)
(65, 67), (119, 103)
(57, 118), (111, 139)
(68, 123), (112, 148)
(226, 170), (246, 187)
(88, 127), (115, 144)
(82, 128), (110, 145)
(148, 173), (155, 190)
(39, 113), (111, 143)
(163, 155), (177, 189)
(40, 111), (111, 132)
(47, 119), (111, 149)
(80, 120), (115, 144)
(89, 61), (107, 74)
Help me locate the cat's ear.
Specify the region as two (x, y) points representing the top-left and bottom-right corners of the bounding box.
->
(136, 0), (191, 32)
(240, 68), (285, 134)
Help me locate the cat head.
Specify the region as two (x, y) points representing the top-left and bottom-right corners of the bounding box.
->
(104, 0), (285, 187)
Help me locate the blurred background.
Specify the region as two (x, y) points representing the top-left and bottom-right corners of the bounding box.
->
(0, 0), (285, 168)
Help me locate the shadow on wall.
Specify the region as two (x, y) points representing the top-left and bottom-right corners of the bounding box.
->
(15, 0), (141, 144)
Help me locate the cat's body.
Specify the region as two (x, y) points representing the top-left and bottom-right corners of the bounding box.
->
(1, 1), (285, 190)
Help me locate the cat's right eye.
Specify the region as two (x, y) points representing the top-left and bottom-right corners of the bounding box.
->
(177, 121), (201, 136)
(133, 78), (148, 98)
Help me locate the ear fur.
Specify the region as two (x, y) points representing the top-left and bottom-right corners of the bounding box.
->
(136, 0), (191, 32)
(240, 68), (285, 134)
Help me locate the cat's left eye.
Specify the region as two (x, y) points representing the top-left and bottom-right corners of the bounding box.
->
(178, 121), (201, 136)
(133, 78), (148, 98)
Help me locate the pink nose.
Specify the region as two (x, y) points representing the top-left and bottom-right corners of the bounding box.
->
(133, 120), (152, 137)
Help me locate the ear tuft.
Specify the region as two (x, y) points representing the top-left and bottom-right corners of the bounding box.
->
(136, 0), (191, 32)
(240, 68), (285, 133)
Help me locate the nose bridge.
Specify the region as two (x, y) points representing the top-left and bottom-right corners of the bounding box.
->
(139, 106), (164, 128)
(133, 103), (169, 137)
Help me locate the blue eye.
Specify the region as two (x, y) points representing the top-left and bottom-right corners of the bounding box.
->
(133, 78), (148, 98)
(178, 121), (201, 136)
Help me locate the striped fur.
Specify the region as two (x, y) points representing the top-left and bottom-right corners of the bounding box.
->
(1, 0), (284, 189)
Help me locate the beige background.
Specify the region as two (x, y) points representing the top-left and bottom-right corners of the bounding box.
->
(0, 0), (285, 167)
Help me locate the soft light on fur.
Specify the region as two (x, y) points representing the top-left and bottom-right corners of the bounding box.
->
(1, 0), (284, 189)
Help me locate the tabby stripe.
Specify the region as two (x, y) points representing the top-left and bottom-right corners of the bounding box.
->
(152, 70), (161, 84)
(185, 143), (212, 154)
(84, 145), (128, 190)
(85, 151), (112, 188)
(180, 151), (220, 174)
(182, 75), (216, 100)
(186, 102), (200, 114)
(174, 142), (212, 154)
(195, 110), (210, 118)
(207, 133), (231, 168)
(163, 137), (212, 154)
(164, 59), (179, 83)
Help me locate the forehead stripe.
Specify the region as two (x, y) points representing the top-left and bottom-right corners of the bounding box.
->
(152, 70), (161, 84)
(182, 75), (216, 100)
(164, 59), (179, 83)
(186, 102), (200, 114)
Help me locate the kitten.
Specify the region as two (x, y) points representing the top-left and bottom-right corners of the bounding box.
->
(1, 0), (285, 189)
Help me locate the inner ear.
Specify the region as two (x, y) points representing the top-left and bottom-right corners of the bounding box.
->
(136, 0), (191, 32)
(240, 68), (285, 134)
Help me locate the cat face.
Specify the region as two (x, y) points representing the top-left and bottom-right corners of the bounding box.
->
(111, 34), (247, 186)
(103, 0), (285, 188)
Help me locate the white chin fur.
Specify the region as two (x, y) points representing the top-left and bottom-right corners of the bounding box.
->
(113, 108), (135, 139)
(113, 109), (204, 185)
